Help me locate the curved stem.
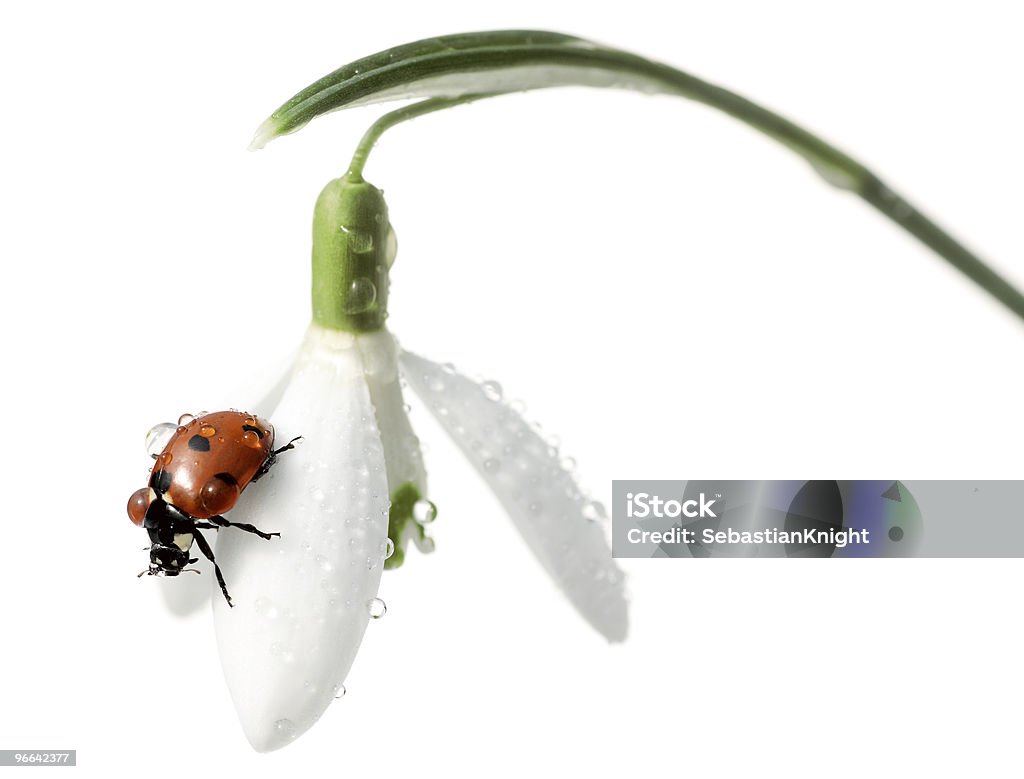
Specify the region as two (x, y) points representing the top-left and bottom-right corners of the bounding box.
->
(346, 94), (496, 181)
(255, 31), (1024, 323)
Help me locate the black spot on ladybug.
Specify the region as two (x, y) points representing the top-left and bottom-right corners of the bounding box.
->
(153, 469), (173, 494)
(242, 424), (264, 438)
(188, 434), (211, 452)
(214, 471), (238, 486)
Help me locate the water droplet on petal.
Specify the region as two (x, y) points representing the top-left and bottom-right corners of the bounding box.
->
(483, 458), (501, 473)
(481, 380), (503, 401)
(441, 362), (456, 375)
(334, 683), (347, 699)
(383, 538), (395, 560)
(582, 500), (606, 522)
(368, 597), (387, 619)
(560, 456), (577, 471)
(412, 499), (437, 524)
(145, 423), (177, 457)
(273, 719), (296, 741)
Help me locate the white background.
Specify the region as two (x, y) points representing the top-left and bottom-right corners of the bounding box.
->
(1, 1), (1022, 777)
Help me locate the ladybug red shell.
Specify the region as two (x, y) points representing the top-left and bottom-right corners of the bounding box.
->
(127, 411), (300, 606)
(128, 412), (277, 524)
(150, 412), (274, 519)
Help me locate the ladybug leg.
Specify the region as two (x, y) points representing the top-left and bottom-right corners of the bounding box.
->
(192, 528), (233, 607)
(207, 515), (281, 540)
(273, 435), (303, 457)
(252, 436), (304, 482)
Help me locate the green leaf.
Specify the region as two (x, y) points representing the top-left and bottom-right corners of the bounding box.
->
(252, 29), (1024, 325)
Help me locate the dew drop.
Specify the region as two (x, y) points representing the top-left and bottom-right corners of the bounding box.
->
(427, 375), (445, 392)
(145, 423), (177, 458)
(344, 278), (377, 314)
(177, 413), (195, 426)
(383, 538), (395, 560)
(368, 597), (387, 619)
(242, 430), (261, 448)
(483, 458), (501, 473)
(412, 499), (437, 524)
(441, 362), (456, 375)
(333, 682), (347, 699)
(582, 501), (606, 522)
(384, 224), (398, 268)
(199, 425), (216, 437)
(481, 380), (503, 401)
(347, 229), (374, 253)
(273, 719), (296, 741)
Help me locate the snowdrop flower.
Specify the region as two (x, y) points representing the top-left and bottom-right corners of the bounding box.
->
(169, 26), (1024, 753)
(211, 174), (627, 751)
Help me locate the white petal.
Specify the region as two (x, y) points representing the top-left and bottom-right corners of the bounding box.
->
(399, 351), (628, 642)
(357, 330), (427, 496)
(214, 324), (391, 751)
(357, 329), (432, 564)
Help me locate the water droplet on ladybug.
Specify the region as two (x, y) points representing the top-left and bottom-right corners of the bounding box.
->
(368, 597), (387, 619)
(177, 413), (195, 426)
(162, 452), (173, 465)
(127, 488), (150, 526)
(201, 475), (241, 515)
(200, 425), (216, 437)
(242, 430), (261, 448)
(144, 422), (177, 458)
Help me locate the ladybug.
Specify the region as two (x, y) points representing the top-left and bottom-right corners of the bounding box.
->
(127, 411), (300, 606)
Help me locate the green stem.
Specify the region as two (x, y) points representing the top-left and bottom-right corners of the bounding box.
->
(255, 31), (1024, 324)
(347, 94), (497, 181)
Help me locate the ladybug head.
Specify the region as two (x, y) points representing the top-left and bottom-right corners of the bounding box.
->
(139, 544), (197, 578)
